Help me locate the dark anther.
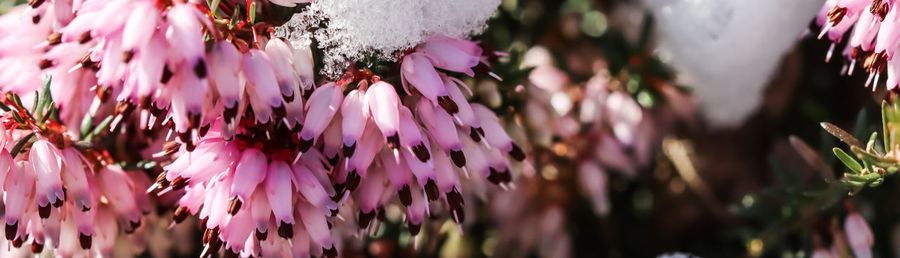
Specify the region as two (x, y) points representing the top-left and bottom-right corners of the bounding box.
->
(79, 233), (92, 249)
(224, 248), (239, 258)
(487, 168), (503, 185)
(424, 179), (439, 201)
(412, 143), (430, 162)
(450, 149), (466, 167)
(6, 221), (18, 240)
(160, 65), (174, 84)
(864, 51), (888, 73)
(299, 136), (314, 153)
(326, 154), (339, 167)
(453, 207), (466, 224)
(447, 188), (464, 210)
(437, 95), (459, 114)
(173, 206), (189, 224)
(343, 142), (357, 157)
(46, 33), (61, 46)
(398, 185), (412, 206)
(77, 31), (92, 44)
(331, 184), (346, 202)
(122, 50), (135, 63)
(345, 170), (361, 191)
(273, 104), (287, 119)
(162, 142), (181, 156)
(96, 86), (112, 102)
(38, 59), (53, 70)
(408, 223), (421, 236)
(509, 143), (526, 161)
(171, 176), (188, 191)
(52, 198), (63, 208)
(228, 197), (242, 216)
(114, 101), (135, 117)
(193, 59), (207, 79)
(187, 113), (201, 130)
(202, 228), (212, 244)
(28, 0), (45, 8)
(828, 6), (848, 25)
(223, 104), (238, 124)
(80, 53), (97, 71)
(38, 204), (51, 219)
(155, 171), (171, 190)
(358, 210), (375, 229)
(125, 219), (141, 234)
(469, 127), (482, 142)
(283, 90), (295, 103)
(385, 134), (401, 150)
(31, 242), (43, 253)
(11, 237), (23, 248)
(323, 246), (338, 258)
(277, 221), (294, 239)
(255, 228), (268, 241)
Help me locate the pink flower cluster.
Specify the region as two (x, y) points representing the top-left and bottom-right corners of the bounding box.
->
(815, 0), (900, 89)
(148, 36), (525, 256)
(0, 0), (524, 256)
(0, 124), (152, 257)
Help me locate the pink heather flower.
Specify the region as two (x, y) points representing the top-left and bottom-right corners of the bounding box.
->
(0, 128), (153, 256)
(0, 0), (520, 252)
(366, 81), (402, 149)
(264, 38), (299, 103)
(268, 0), (309, 7)
(300, 83), (344, 152)
(401, 52), (459, 114)
(242, 49), (285, 125)
(812, 0), (900, 89)
(419, 35), (483, 76)
(0, 0), (331, 150)
(30, 139), (65, 210)
(143, 34), (523, 257)
(844, 211), (874, 258)
(340, 89), (367, 157)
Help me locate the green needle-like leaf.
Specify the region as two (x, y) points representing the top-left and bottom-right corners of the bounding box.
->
(84, 115), (113, 142)
(834, 147), (862, 174)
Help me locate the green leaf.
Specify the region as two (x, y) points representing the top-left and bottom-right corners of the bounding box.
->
(840, 179), (866, 187)
(79, 114), (94, 139)
(34, 75), (52, 122)
(821, 122), (863, 149)
(833, 147), (862, 173)
(843, 173), (870, 182)
(229, 8), (241, 30)
(849, 145), (896, 167)
(84, 115), (113, 142)
(870, 177), (884, 187)
(209, 0), (221, 18)
(249, 2), (257, 24)
(10, 111), (24, 125)
(883, 101), (890, 152)
(8, 93), (22, 109)
(9, 133), (34, 158)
